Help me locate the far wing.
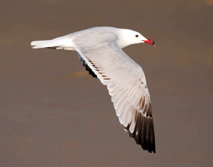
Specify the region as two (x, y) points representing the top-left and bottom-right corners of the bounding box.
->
(76, 44), (155, 153)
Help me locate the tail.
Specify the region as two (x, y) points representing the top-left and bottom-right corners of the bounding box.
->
(31, 36), (74, 50)
(31, 40), (57, 49)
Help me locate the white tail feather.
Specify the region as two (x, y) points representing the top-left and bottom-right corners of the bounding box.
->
(30, 36), (74, 50)
(31, 40), (57, 49)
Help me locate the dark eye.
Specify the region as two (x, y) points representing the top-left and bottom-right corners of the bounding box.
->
(135, 34), (139, 38)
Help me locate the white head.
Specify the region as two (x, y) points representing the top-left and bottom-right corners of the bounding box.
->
(117, 28), (155, 48)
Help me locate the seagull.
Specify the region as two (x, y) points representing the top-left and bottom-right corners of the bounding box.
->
(31, 26), (156, 153)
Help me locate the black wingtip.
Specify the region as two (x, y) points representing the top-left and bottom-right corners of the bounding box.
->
(128, 111), (156, 153)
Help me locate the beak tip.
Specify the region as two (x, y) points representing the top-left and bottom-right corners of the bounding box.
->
(144, 39), (156, 46)
(152, 41), (156, 47)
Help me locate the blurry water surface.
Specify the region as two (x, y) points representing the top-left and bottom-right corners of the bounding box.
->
(0, 0), (212, 167)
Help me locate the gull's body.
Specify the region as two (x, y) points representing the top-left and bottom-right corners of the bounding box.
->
(31, 26), (156, 153)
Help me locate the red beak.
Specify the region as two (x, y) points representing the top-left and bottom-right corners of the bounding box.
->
(143, 39), (155, 46)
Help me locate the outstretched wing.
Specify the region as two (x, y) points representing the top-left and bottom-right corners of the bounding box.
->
(76, 44), (155, 153)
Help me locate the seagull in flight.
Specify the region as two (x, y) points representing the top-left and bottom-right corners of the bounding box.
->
(31, 26), (156, 153)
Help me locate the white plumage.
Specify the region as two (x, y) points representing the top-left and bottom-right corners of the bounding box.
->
(31, 26), (156, 153)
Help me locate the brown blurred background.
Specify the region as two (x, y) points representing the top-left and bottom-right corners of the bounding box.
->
(0, 0), (212, 166)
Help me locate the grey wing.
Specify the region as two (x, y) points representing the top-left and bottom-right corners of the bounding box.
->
(76, 44), (155, 153)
